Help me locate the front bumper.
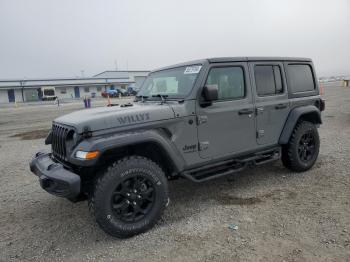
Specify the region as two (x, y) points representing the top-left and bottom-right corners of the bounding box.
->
(30, 152), (81, 198)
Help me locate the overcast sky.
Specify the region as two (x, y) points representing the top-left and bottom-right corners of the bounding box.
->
(0, 0), (349, 79)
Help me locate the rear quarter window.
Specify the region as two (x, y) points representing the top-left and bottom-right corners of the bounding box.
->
(287, 64), (315, 93)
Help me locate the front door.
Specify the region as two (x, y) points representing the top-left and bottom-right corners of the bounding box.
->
(74, 86), (80, 98)
(7, 89), (15, 102)
(197, 63), (256, 159)
(249, 62), (290, 145)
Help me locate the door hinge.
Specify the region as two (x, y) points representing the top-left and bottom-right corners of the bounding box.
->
(197, 115), (208, 125)
(257, 130), (265, 138)
(199, 141), (209, 151)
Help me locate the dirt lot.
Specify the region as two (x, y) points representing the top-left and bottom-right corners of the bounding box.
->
(0, 87), (349, 262)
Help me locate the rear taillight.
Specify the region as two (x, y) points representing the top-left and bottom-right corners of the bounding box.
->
(319, 83), (324, 96)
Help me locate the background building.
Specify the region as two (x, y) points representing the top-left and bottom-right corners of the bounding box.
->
(94, 70), (149, 89)
(0, 70), (149, 104)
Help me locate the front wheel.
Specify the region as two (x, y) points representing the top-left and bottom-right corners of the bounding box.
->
(89, 156), (169, 238)
(282, 121), (320, 172)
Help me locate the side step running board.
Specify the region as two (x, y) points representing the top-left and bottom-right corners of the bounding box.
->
(182, 162), (247, 182)
(181, 147), (280, 182)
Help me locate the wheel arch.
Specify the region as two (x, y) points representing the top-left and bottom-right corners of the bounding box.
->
(279, 105), (322, 144)
(99, 141), (179, 177)
(90, 129), (185, 176)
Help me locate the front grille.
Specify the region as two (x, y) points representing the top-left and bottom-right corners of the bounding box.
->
(51, 123), (71, 161)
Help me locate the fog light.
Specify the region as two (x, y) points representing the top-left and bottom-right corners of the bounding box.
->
(75, 150), (99, 160)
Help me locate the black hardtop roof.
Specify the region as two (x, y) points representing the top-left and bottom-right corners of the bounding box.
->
(208, 56), (312, 63)
(153, 57), (312, 72)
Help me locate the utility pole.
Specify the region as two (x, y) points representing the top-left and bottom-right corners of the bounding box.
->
(20, 80), (25, 102)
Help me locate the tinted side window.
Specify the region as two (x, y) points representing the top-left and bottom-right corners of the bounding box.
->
(255, 65), (283, 96)
(287, 64), (315, 93)
(255, 66), (275, 96)
(206, 67), (245, 100)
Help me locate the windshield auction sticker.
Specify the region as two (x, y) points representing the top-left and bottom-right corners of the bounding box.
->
(184, 65), (202, 74)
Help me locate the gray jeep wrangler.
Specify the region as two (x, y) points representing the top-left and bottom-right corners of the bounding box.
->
(30, 57), (325, 238)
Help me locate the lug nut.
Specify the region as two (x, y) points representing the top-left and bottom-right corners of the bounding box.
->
(133, 189), (137, 193)
(137, 195), (142, 199)
(126, 200), (130, 204)
(133, 201), (137, 206)
(126, 193), (130, 197)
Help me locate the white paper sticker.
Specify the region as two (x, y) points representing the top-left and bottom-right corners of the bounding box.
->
(184, 65), (202, 74)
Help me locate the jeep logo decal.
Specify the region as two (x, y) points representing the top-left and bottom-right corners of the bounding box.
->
(182, 144), (197, 153)
(117, 113), (150, 125)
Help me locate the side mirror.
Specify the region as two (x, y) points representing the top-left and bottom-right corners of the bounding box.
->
(202, 85), (218, 103)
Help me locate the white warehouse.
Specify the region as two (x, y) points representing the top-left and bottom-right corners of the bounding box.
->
(0, 70), (149, 104)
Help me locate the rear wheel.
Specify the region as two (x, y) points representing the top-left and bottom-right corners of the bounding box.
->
(89, 156), (168, 238)
(282, 121), (320, 172)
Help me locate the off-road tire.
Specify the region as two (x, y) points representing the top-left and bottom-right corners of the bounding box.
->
(281, 146), (291, 169)
(88, 156), (168, 238)
(282, 121), (320, 172)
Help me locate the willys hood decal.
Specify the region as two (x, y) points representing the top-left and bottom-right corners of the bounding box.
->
(54, 103), (175, 133)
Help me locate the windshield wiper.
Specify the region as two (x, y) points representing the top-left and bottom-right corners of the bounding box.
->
(135, 95), (149, 102)
(152, 94), (168, 104)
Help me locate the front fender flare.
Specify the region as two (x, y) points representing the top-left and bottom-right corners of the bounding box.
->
(279, 105), (322, 144)
(69, 129), (185, 172)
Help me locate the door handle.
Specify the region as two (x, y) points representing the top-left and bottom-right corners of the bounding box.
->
(238, 109), (254, 115)
(256, 107), (264, 114)
(275, 104), (287, 110)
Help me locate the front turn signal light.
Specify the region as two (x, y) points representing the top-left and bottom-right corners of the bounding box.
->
(75, 150), (99, 160)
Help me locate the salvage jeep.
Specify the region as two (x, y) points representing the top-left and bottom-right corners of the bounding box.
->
(30, 57), (325, 238)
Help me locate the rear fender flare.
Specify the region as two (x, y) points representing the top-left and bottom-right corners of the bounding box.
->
(279, 105), (322, 144)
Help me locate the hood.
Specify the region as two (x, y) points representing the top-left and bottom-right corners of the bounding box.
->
(54, 102), (175, 133)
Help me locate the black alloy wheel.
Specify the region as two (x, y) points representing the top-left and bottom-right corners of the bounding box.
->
(111, 176), (155, 223)
(298, 131), (316, 163)
(282, 121), (320, 172)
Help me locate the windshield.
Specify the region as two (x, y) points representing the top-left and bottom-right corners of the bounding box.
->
(137, 65), (201, 99)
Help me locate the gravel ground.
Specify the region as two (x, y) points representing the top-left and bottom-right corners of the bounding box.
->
(0, 86), (349, 262)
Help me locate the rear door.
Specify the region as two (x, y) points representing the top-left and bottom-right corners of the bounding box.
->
(249, 62), (290, 145)
(197, 62), (256, 159)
